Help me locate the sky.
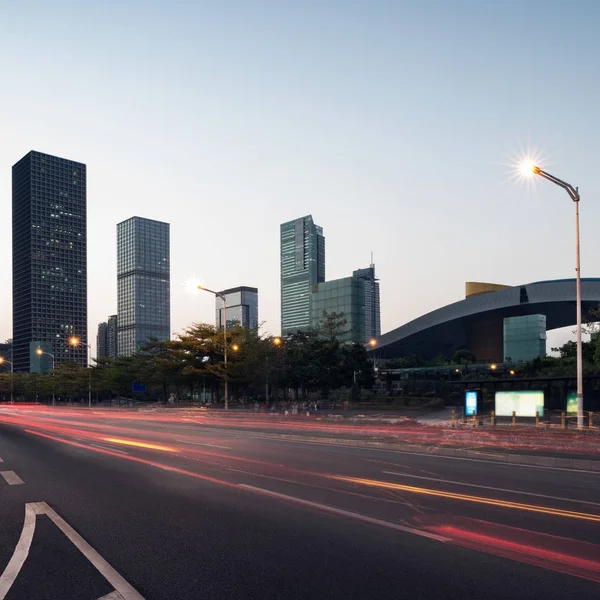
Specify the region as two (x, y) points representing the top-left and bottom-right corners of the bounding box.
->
(1, 0), (599, 356)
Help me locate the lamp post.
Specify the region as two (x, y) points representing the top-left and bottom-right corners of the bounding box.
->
(198, 286), (229, 410)
(69, 337), (92, 408)
(266, 337), (282, 403)
(0, 357), (14, 404)
(524, 162), (584, 429)
(36, 348), (55, 406)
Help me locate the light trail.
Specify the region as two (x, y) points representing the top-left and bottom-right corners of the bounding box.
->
(332, 476), (600, 523)
(102, 438), (178, 452)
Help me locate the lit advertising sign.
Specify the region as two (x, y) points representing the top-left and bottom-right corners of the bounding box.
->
(495, 391), (544, 417)
(566, 393), (578, 415)
(465, 391), (478, 416)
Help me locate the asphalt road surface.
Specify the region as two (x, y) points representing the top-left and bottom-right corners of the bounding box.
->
(1, 406), (599, 599)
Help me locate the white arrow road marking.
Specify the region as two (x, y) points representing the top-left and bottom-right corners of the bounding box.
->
(0, 503), (37, 599)
(0, 471), (24, 485)
(0, 503), (144, 600)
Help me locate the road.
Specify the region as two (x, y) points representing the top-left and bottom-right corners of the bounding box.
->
(1, 406), (599, 599)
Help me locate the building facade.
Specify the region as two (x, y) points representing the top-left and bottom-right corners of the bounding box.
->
(12, 150), (87, 372)
(215, 286), (258, 330)
(503, 314), (547, 363)
(117, 217), (170, 356)
(0, 340), (12, 372)
(280, 215), (325, 335)
(97, 322), (108, 359)
(353, 264), (381, 343)
(107, 314), (118, 359)
(311, 276), (366, 344)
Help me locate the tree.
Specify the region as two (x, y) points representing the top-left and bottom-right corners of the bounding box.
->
(451, 349), (476, 365)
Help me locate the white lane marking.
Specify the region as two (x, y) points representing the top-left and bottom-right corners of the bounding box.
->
(0, 503), (37, 599)
(382, 471), (600, 508)
(175, 439), (232, 450)
(0, 457), (3, 463)
(243, 436), (600, 475)
(90, 443), (130, 455)
(238, 484), (451, 543)
(96, 591), (126, 600)
(35, 502), (145, 599)
(0, 471), (24, 485)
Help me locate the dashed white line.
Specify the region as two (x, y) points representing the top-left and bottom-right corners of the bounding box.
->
(238, 484), (451, 543)
(175, 439), (232, 450)
(0, 471), (24, 485)
(0, 504), (36, 599)
(382, 470), (600, 508)
(0, 456), (3, 463)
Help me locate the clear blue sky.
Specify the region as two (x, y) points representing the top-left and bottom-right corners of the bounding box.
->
(1, 0), (599, 353)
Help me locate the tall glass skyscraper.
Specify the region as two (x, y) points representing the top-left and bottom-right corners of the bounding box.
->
(311, 276), (366, 343)
(117, 217), (170, 356)
(12, 150), (87, 372)
(216, 286), (259, 330)
(280, 215), (325, 335)
(353, 263), (381, 342)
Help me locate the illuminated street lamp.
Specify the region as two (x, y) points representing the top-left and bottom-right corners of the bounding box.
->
(232, 344), (240, 352)
(197, 285), (229, 410)
(0, 357), (14, 404)
(36, 348), (55, 406)
(523, 161), (584, 429)
(490, 364), (497, 371)
(69, 337), (92, 408)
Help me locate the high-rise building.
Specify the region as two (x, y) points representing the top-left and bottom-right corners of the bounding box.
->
(280, 215), (325, 335)
(12, 150), (87, 372)
(97, 322), (108, 359)
(0, 340), (12, 373)
(503, 315), (547, 363)
(117, 217), (170, 356)
(215, 287), (259, 330)
(353, 263), (381, 342)
(311, 276), (366, 344)
(107, 314), (118, 359)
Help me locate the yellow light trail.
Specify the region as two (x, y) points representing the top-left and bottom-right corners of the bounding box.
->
(103, 438), (178, 453)
(333, 476), (600, 523)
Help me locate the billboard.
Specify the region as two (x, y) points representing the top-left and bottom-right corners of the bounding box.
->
(465, 391), (478, 416)
(566, 393), (578, 415)
(495, 391), (544, 417)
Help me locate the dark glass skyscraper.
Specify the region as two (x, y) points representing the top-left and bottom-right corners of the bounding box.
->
(107, 314), (118, 359)
(215, 286), (259, 330)
(117, 217), (170, 356)
(12, 151), (87, 372)
(353, 263), (381, 342)
(96, 322), (108, 359)
(280, 215), (325, 335)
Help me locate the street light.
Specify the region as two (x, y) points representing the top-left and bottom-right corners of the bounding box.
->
(266, 337), (283, 403)
(36, 348), (55, 406)
(524, 161), (584, 429)
(197, 285), (229, 410)
(69, 336), (92, 408)
(0, 357), (14, 404)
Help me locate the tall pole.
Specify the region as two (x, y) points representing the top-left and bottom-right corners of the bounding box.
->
(530, 165), (584, 430)
(575, 195), (584, 430)
(265, 356), (269, 403)
(10, 361), (13, 404)
(51, 355), (55, 406)
(223, 298), (228, 411)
